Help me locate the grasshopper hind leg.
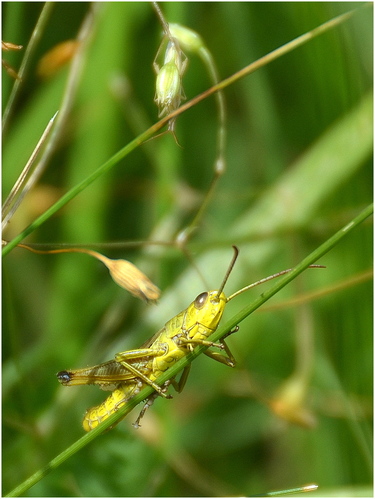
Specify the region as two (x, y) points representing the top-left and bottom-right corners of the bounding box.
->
(132, 380), (172, 428)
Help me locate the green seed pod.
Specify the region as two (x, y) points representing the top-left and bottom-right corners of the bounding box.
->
(155, 61), (183, 117)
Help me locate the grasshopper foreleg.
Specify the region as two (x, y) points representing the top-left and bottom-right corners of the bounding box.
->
(178, 325), (239, 368)
(203, 326), (239, 367)
(177, 336), (225, 350)
(203, 338), (236, 367)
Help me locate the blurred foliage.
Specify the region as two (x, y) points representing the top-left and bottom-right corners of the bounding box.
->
(2, 2), (372, 497)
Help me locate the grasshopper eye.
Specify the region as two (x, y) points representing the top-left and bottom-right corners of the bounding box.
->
(194, 292), (208, 309)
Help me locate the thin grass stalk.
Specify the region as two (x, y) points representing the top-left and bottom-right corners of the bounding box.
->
(6, 202), (372, 498)
(2, 3), (54, 132)
(2, 4), (366, 258)
(1, 112), (58, 229)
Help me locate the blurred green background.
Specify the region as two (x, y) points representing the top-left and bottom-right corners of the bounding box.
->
(2, 2), (372, 497)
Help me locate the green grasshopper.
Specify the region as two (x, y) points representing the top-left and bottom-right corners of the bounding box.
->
(57, 247), (323, 431)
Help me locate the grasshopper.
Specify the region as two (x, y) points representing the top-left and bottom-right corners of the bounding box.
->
(57, 247), (323, 431)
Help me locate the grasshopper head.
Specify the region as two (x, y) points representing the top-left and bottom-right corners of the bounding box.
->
(187, 289), (227, 330)
(184, 247), (238, 335)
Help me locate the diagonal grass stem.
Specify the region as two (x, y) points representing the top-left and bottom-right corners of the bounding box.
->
(2, 4), (367, 258)
(6, 202), (372, 497)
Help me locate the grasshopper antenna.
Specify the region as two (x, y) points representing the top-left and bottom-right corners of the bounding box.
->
(217, 245), (239, 296)
(227, 264), (325, 302)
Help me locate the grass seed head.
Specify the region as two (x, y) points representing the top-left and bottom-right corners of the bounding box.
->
(105, 258), (161, 303)
(155, 61), (183, 116)
(37, 40), (80, 79)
